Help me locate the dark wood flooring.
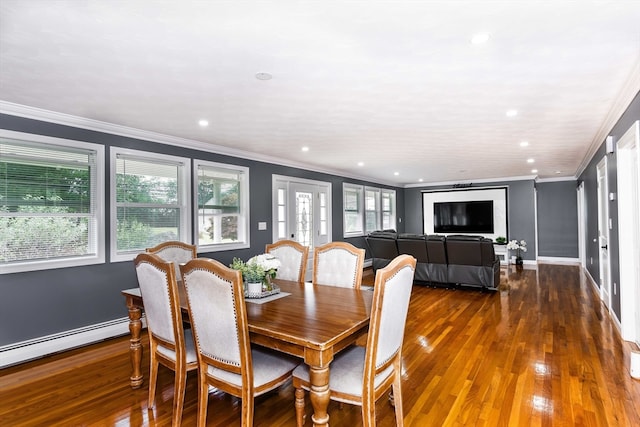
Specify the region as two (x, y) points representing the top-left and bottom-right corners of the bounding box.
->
(1, 264), (639, 426)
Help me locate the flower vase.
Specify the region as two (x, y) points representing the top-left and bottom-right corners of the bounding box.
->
(515, 256), (523, 269)
(264, 275), (273, 291)
(247, 281), (263, 295)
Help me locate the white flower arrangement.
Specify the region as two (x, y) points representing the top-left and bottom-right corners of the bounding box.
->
(506, 239), (527, 258)
(247, 253), (281, 276)
(232, 253), (281, 286)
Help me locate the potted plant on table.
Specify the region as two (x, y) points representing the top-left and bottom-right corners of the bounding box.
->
(231, 254), (281, 295)
(506, 239), (527, 267)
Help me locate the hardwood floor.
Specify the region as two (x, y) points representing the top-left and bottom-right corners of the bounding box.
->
(1, 264), (639, 426)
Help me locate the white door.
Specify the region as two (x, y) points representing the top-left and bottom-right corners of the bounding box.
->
(577, 182), (587, 270)
(273, 176), (331, 281)
(617, 121), (640, 345)
(597, 157), (611, 309)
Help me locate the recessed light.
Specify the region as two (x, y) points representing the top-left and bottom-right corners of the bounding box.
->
(419, 178), (424, 182)
(520, 141), (529, 147)
(470, 33), (490, 44)
(506, 109), (518, 117)
(301, 146), (309, 152)
(555, 170), (562, 174)
(394, 172), (400, 176)
(357, 161), (364, 167)
(531, 169), (538, 173)
(198, 119), (209, 127)
(255, 72), (272, 80)
(527, 158), (535, 163)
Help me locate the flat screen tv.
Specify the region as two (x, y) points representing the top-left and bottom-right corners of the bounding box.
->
(433, 200), (494, 234)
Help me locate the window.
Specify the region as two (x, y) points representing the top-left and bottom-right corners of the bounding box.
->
(194, 160), (249, 251)
(111, 148), (190, 262)
(343, 184), (396, 237)
(381, 189), (396, 230)
(0, 130), (104, 274)
(343, 183), (363, 237)
(364, 187), (381, 233)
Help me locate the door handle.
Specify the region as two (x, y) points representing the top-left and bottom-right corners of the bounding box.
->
(601, 245), (608, 250)
(291, 234), (295, 238)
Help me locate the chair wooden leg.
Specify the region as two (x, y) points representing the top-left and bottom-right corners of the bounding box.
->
(172, 367), (187, 427)
(197, 373), (209, 427)
(392, 379), (404, 427)
(148, 354), (159, 408)
(242, 391), (255, 427)
(295, 387), (306, 427)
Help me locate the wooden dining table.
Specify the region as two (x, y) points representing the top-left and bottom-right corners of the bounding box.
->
(121, 279), (373, 427)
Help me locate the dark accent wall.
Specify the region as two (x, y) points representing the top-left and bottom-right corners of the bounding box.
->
(579, 91), (640, 320)
(0, 114), (403, 346)
(404, 180), (537, 260)
(536, 181), (579, 258)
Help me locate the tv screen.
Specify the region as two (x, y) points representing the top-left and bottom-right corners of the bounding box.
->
(433, 200), (494, 234)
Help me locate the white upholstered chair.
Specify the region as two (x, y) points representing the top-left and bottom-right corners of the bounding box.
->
(146, 240), (197, 281)
(265, 239), (309, 282)
(313, 241), (365, 289)
(179, 258), (299, 426)
(293, 254), (417, 427)
(133, 252), (198, 427)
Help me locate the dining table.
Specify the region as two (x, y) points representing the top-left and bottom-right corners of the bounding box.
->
(121, 278), (373, 427)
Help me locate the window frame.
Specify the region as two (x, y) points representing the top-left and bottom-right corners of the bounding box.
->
(0, 129), (105, 274)
(110, 147), (191, 263)
(381, 189), (397, 230)
(343, 183), (364, 237)
(193, 159), (250, 252)
(364, 186), (382, 234)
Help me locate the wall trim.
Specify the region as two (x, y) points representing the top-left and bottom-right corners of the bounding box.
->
(0, 317), (133, 368)
(576, 56), (640, 179)
(537, 256), (581, 265)
(0, 101), (398, 188)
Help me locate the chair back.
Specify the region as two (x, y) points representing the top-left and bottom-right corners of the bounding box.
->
(266, 239), (309, 282)
(146, 241), (197, 281)
(313, 241), (365, 288)
(365, 254), (416, 387)
(180, 258), (250, 377)
(134, 252), (183, 350)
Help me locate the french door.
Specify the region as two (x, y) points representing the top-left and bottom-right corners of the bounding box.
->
(272, 175), (331, 281)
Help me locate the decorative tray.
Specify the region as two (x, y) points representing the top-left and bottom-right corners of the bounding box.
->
(245, 284), (281, 299)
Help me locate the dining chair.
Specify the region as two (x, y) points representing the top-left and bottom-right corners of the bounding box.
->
(146, 240), (197, 281)
(179, 258), (299, 426)
(133, 252), (198, 427)
(313, 241), (365, 289)
(265, 239), (310, 282)
(293, 254), (417, 427)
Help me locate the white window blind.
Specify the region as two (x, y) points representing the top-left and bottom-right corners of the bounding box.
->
(112, 149), (189, 260)
(0, 132), (104, 273)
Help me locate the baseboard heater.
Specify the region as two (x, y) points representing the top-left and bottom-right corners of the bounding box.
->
(0, 317), (136, 368)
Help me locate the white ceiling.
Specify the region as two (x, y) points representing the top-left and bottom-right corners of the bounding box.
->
(1, 0), (639, 186)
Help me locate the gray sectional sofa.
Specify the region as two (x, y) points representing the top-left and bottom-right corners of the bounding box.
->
(365, 231), (500, 291)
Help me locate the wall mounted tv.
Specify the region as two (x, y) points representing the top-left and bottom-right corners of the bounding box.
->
(433, 200), (494, 234)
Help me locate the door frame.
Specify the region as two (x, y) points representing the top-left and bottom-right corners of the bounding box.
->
(596, 156), (612, 309)
(577, 181), (587, 269)
(271, 175), (333, 244)
(616, 120), (640, 345)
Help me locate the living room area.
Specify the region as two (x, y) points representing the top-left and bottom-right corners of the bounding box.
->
(1, 1), (640, 425)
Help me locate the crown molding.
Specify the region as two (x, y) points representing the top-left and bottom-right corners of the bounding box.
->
(575, 55), (640, 178)
(403, 174), (538, 189)
(0, 101), (398, 188)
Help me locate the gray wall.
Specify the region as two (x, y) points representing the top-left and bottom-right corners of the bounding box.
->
(579, 91), (640, 320)
(0, 114), (403, 346)
(536, 181), (579, 258)
(404, 180), (537, 260)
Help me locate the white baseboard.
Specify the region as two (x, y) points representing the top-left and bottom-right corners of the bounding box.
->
(537, 256), (581, 265)
(0, 317), (133, 368)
